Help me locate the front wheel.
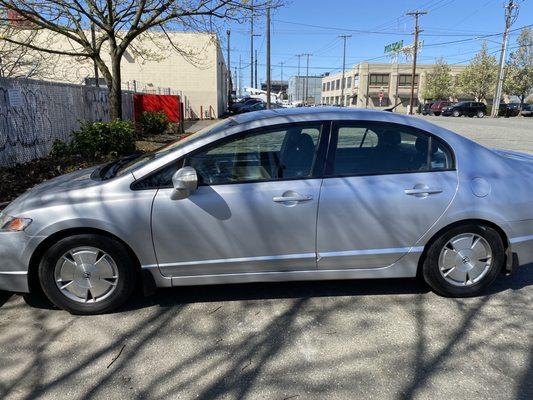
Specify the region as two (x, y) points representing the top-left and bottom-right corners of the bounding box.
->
(477, 111), (485, 118)
(452, 110), (461, 117)
(38, 234), (136, 314)
(422, 224), (504, 297)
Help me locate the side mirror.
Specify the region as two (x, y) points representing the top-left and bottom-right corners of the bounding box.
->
(171, 167), (198, 200)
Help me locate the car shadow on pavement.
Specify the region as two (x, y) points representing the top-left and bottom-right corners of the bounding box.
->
(8, 263), (532, 313)
(119, 262), (533, 312)
(0, 291), (13, 308)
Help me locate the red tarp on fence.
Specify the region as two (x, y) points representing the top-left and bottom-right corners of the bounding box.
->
(133, 94), (181, 123)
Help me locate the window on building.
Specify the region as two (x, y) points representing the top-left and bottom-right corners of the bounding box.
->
(347, 76), (352, 88)
(342, 77), (346, 89)
(398, 74), (419, 87)
(323, 83), (326, 92)
(336, 79), (340, 90)
(335, 96), (339, 104)
(369, 74), (390, 87)
(326, 81), (330, 91)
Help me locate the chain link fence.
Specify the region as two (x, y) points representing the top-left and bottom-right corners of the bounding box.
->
(0, 77), (134, 167)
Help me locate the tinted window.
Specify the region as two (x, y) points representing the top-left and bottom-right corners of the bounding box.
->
(184, 124), (321, 185)
(329, 122), (453, 176)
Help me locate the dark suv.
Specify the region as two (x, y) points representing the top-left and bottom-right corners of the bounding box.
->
(498, 103), (521, 117)
(430, 100), (451, 116)
(442, 101), (487, 118)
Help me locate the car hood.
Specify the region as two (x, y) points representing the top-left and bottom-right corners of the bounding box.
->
(3, 166), (103, 215)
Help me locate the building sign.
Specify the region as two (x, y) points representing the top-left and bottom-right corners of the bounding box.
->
(384, 40), (404, 54)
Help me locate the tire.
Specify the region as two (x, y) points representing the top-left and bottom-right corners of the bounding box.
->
(38, 234), (136, 314)
(434, 112), (440, 116)
(452, 110), (460, 117)
(477, 111), (485, 118)
(422, 224), (504, 297)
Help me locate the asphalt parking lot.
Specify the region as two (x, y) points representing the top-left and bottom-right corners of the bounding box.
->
(1, 116), (532, 400)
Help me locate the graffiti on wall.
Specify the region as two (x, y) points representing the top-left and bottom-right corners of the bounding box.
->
(0, 78), (133, 167)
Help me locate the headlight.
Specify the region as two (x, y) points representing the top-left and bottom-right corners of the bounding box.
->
(0, 212), (32, 232)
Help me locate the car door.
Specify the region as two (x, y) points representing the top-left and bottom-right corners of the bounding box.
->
(150, 122), (326, 277)
(317, 121), (458, 270)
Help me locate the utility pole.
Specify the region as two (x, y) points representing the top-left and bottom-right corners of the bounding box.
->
(250, 0), (254, 88)
(492, 0), (518, 117)
(406, 10), (427, 115)
(296, 54), (303, 101)
(266, 6), (271, 109)
(302, 53), (311, 105)
(226, 30), (232, 107)
(339, 34), (352, 107)
(255, 49), (258, 89)
(239, 55), (242, 98)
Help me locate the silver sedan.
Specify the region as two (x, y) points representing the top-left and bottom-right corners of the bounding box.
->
(1, 108), (532, 314)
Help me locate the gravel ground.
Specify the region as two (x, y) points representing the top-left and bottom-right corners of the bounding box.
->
(0, 115), (532, 400)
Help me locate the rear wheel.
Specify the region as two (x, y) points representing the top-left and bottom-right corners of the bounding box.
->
(423, 224), (504, 297)
(477, 110), (485, 118)
(38, 234), (136, 314)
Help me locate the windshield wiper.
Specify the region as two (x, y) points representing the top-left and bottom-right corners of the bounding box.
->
(92, 154), (141, 181)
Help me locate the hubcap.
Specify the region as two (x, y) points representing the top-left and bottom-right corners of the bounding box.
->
(438, 233), (492, 287)
(54, 246), (119, 303)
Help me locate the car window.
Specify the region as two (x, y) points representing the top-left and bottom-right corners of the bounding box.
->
(184, 124), (321, 185)
(329, 122), (453, 176)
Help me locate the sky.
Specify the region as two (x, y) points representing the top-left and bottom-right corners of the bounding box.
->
(222, 0), (533, 87)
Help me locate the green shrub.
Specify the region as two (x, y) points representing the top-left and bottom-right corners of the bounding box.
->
(70, 120), (136, 159)
(139, 111), (169, 136)
(51, 139), (73, 156)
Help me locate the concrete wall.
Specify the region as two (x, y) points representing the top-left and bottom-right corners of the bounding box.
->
(30, 31), (228, 119)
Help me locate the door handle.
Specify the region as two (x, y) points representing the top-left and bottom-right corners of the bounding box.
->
(404, 187), (443, 196)
(273, 194), (313, 202)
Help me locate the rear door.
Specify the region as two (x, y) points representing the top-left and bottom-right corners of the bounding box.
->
(317, 121), (458, 270)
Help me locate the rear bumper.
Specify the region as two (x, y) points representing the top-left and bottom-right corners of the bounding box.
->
(507, 220), (533, 269)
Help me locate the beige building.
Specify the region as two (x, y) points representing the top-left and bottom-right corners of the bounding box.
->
(40, 31), (229, 119)
(321, 62), (467, 112)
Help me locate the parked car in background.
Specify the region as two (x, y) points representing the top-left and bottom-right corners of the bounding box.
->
(237, 102), (283, 114)
(229, 98), (262, 114)
(442, 101), (487, 118)
(498, 103), (521, 117)
(1, 108), (532, 314)
(520, 104), (533, 117)
(430, 101), (451, 116)
(421, 102), (434, 115)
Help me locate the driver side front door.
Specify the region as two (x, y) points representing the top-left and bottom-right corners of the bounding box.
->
(151, 122), (326, 278)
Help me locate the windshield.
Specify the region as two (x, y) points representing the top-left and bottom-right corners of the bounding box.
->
(113, 118), (237, 177)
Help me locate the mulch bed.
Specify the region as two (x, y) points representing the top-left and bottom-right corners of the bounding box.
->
(0, 133), (184, 208)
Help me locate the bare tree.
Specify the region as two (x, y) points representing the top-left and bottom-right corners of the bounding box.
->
(0, 1), (274, 120)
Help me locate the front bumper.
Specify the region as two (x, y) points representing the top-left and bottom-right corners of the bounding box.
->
(0, 231), (36, 293)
